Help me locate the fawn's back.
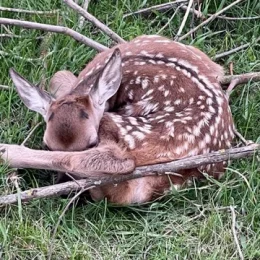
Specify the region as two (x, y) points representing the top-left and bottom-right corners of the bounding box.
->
(75, 35), (234, 165)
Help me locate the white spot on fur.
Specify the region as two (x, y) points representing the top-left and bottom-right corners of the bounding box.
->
(164, 106), (174, 112)
(161, 74), (167, 79)
(141, 78), (149, 89)
(164, 100), (171, 105)
(179, 87), (185, 93)
(156, 53), (164, 58)
(126, 125), (132, 131)
(135, 76), (141, 84)
(159, 85), (165, 91)
(174, 99), (181, 105)
(154, 76), (160, 83)
(148, 59), (156, 64)
(142, 89), (154, 99)
(128, 90), (134, 99)
(205, 134), (211, 144)
(124, 135), (135, 149)
(132, 131), (146, 140)
(164, 90), (170, 97)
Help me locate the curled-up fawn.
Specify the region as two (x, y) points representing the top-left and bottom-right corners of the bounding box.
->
(1, 35), (234, 204)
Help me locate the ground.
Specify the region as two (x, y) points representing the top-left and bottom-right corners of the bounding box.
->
(0, 0), (260, 259)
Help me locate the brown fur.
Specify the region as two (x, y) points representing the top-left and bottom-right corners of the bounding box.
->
(39, 35), (235, 204)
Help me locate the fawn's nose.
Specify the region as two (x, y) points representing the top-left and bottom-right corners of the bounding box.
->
(87, 136), (99, 149)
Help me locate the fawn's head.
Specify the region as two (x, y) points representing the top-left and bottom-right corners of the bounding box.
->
(10, 49), (122, 151)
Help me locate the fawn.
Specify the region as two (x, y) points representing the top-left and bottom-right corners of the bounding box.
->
(3, 35), (234, 204)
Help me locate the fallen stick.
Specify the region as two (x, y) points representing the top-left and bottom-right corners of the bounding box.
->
(0, 50), (41, 62)
(0, 143), (258, 206)
(214, 37), (260, 60)
(0, 6), (59, 15)
(64, 0), (125, 43)
(220, 72), (260, 87)
(123, 0), (187, 18)
(78, 0), (90, 29)
(175, 0), (193, 41)
(0, 18), (108, 52)
(180, 4), (260, 21)
(0, 84), (9, 90)
(0, 33), (44, 40)
(178, 0), (244, 41)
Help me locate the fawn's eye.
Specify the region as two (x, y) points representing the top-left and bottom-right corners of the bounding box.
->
(80, 109), (89, 119)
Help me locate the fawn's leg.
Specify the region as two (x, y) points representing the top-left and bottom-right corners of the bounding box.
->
(0, 143), (135, 177)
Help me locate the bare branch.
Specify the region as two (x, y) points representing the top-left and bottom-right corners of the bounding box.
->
(78, 0), (90, 29)
(0, 6), (59, 15)
(0, 50), (41, 62)
(0, 84), (9, 90)
(220, 72), (260, 87)
(180, 4), (203, 19)
(210, 15), (260, 21)
(178, 0), (245, 41)
(0, 33), (44, 40)
(0, 143), (258, 206)
(0, 18), (108, 52)
(180, 4), (260, 21)
(233, 129), (252, 146)
(230, 206), (244, 260)
(214, 37), (260, 60)
(123, 0), (188, 18)
(175, 0), (193, 41)
(64, 0), (126, 43)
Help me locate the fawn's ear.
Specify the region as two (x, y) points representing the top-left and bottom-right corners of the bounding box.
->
(90, 48), (122, 108)
(9, 68), (53, 119)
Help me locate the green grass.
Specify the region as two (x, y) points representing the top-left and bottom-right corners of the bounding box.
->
(0, 0), (260, 259)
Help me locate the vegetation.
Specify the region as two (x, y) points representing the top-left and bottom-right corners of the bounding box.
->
(0, 0), (260, 259)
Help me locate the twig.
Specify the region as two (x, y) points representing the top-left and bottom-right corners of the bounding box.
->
(226, 78), (241, 98)
(0, 33), (44, 40)
(230, 206), (244, 260)
(175, 0), (193, 41)
(0, 6), (59, 15)
(214, 37), (260, 60)
(123, 0), (188, 18)
(210, 15), (260, 21)
(78, 0), (90, 29)
(180, 4), (203, 19)
(229, 62), (234, 75)
(180, 4), (260, 21)
(233, 129), (253, 146)
(0, 84), (9, 90)
(0, 50), (41, 62)
(178, 0), (245, 41)
(64, 0), (125, 43)
(0, 143), (259, 206)
(65, 172), (81, 186)
(21, 122), (43, 146)
(220, 72), (260, 87)
(0, 18), (108, 52)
